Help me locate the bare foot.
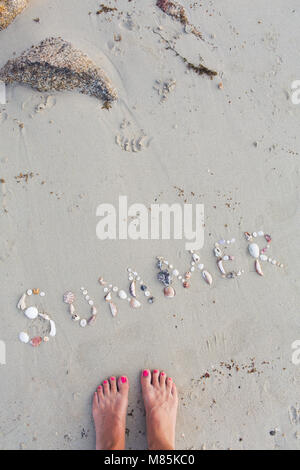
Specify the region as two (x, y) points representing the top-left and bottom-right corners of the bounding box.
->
(141, 369), (178, 450)
(92, 375), (129, 450)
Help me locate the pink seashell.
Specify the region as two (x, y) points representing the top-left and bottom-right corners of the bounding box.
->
(255, 259), (264, 277)
(265, 234), (272, 243)
(30, 336), (43, 347)
(244, 232), (252, 241)
(63, 291), (75, 304)
(164, 286), (176, 298)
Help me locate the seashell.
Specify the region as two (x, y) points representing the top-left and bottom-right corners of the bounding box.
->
(156, 0), (202, 39)
(19, 331), (29, 344)
(185, 271), (191, 279)
(71, 314), (80, 322)
(104, 292), (112, 302)
(63, 291), (75, 304)
(129, 298), (141, 309)
(214, 247), (222, 257)
(183, 281), (190, 288)
(30, 336), (42, 347)
(157, 269), (172, 287)
(118, 290), (127, 300)
(226, 272), (236, 279)
(109, 302), (118, 317)
(0, 38), (117, 103)
(255, 259), (264, 276)
(258, 231), (264, 236)
(39, 312), (50, 321)
(217, 259), (226, 275)
(40, 291), (45, 297)
(25, 306), (39, 320)
(43, 336), (49, 342)
(202, 270), (213, 285)
(0, 0), (29, 31)
(265, 234), (272, 243)
(248, 243), (260, 259)
(17, 293), (27, 310)
(172, 269), (179, 276)
(69, 304), (75, 315)
(49, 320), (56, 337)
(148, 296), (155, 304)
(260, 254), (268, 261)
(80, 319), (87, 328)
(32, 288), (40, 295)
(129, 280), (137, 298)
(192, 253), (200, 263)
(88, 315), (96, 325)
(244, 232), (252, 241)
(98, 277), (106, 286)
(91, 306), (97, 316)
(163, 286), (176, 298)
(27, 289), (32, 296)
(223, 255), (229, 261)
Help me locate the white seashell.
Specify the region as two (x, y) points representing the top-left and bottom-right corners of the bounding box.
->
(91, 306), (97, 316)
(27, 289), (32, 296)
(19, 331), (29, 344)
(255, 259), (264, 276)
(118, 290), (127, 300)
(109, 302), (118, 317)
(130, 298), (141, 309)
(88, 300), (94, 305)
(82, 290), (88, 295)
(49, 320), (56, 337)
(260, 254), (268, 261)
(248, 243), (260, 259)
(17, 293), (27, 311)
(217, 259), (226, 275)
(72, 314), (80, 321)
(44, 336), (49, 342)
(272, 259), (277, 265)
(69, 304), (75, 315)
(105, 292), (112, 302)
(39, 313), (50, 321)
(80, 319), (87, 328)
(85, 295), (90, 301)
(40, 291), (45, 297)
(253, 232), (257, 238)
(223, 255), (229, 261)
(214, 247), (222, 257)
(258, 231), (264, 236)
(145, 291), (150, 297)
(192, 253), (200, 263)
(63, 291), (75, 304)
(25, 306), (39, 320)
(191, 266), (195, 272)
(129, 280), (137, 298)
(198, 264), (204, 270)
(202, 270), (213, 286)
(172, 269), (179, 276)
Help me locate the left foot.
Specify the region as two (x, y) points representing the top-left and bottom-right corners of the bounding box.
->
(92, 376), (129, 450)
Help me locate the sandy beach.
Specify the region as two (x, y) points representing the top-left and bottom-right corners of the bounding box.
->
(0, 0), (300, 450)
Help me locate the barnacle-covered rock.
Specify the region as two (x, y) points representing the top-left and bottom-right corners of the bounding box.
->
(0, 37), (117, 103)
(0, 0), (28, 30)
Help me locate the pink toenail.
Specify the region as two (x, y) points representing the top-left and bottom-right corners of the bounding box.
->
(154, 370), (159, 373)
(161, 372), (165, 375)
(143, 370), (149, 377)
(121, 376), (127, 383)
(103, 380), (108, 384)
(169, 377), (172, 381)
(110, 377), (115, 381)
(97, 386), (102, 390)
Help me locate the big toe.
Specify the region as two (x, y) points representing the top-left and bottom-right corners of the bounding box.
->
(141, 369), (151, 391)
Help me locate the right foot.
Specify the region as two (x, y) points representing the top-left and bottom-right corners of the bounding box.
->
(141, 369), (178, 450)
(93, 375), (129, 450)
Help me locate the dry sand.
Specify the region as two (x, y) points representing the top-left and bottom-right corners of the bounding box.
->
(0, 0), (299, 450)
